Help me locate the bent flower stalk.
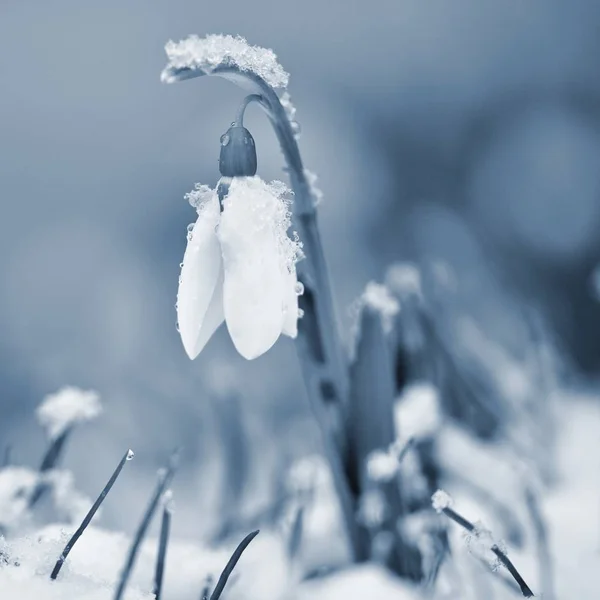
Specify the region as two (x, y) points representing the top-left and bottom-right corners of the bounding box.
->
(177, 177), (303, 360)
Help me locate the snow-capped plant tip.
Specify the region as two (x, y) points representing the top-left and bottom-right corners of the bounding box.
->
(162, 34), (289, 89)
(36, 387), (102, 440)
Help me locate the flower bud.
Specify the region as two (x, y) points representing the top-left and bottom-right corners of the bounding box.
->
(218, 125), (257, 177)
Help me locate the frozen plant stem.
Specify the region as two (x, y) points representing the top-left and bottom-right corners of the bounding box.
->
(209, 530), (259, 600)
(163, 55), (358, 555)
(152, 493), (173, 600)
(50, 449), (134, 580)
(440, 505), (534, 597)
(114, 449), (179, 600)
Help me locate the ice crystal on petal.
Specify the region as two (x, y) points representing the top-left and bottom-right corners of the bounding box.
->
(185, 183), (215, 211)
(163, 34), (289, 89)
(36, 387), (102, 439)
(431, 489), (453, 513)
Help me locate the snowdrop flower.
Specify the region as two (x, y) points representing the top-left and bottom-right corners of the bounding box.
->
(177, 125), (303, 360)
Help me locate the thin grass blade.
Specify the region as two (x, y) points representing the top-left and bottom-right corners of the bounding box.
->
(209, 530), (259, 600)
(50, 449), (134, 580)
(114, 449), (180, 600)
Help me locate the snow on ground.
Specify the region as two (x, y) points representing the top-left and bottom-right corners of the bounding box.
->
(0, 524), (290, 600)
(1, 390), (598, 599)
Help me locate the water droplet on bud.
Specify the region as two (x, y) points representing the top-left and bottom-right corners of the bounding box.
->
(298, 308), (305, 318)
(219, 125), (257, 177)
(126, 449), (135, 460)
(295, 281), (305, 295)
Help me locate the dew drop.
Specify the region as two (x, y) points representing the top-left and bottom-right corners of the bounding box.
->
(126, 449), (135, 461)
(220, 133), (230, 146)
(179, 262), (184, 268)
(295, 281), (305, 296)
(298, 308), (305, 318)
(291, 120), (302, 135)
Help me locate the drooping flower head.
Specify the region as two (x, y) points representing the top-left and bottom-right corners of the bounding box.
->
(177, 176), (303, 360)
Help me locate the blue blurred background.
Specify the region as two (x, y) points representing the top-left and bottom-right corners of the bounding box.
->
(2, 0), (600, 537)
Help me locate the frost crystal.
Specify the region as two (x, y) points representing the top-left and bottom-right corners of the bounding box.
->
(394, 382), (442, 440)
(36, 387), (102, 439)
(280, 92), (297, 123)
(362, 282), (400, 333)
(163, 34), (290, 89)
(385, 262), (422, 298)
(286, 455), (329, 495)
(366, 449), (399, 483)
(220, 177), (303, 276)
(431, 489), (453, 513)
(357, 489), (388, 528)
(464, 520), (502, 569)
(304, 169), (324, 206)
(185, 183), (214, 211)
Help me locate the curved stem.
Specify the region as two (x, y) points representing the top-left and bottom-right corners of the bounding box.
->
(235, 94), (268, 127)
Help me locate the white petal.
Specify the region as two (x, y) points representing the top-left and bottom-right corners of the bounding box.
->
(281, 266), (299, 338)
(190, 265), (225, 356)
(218, 179), (287, 359)
(177, 195), (223, 359)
